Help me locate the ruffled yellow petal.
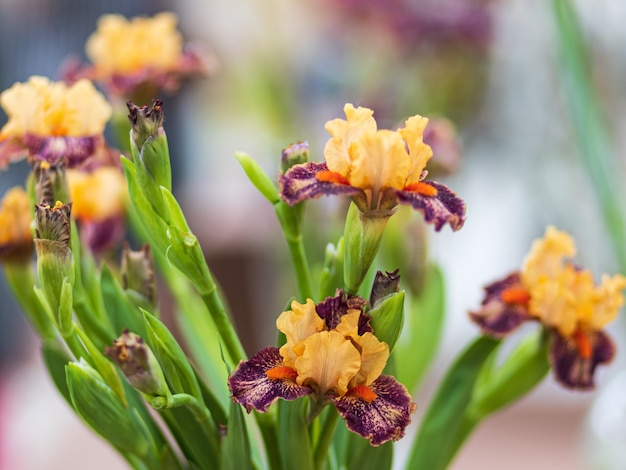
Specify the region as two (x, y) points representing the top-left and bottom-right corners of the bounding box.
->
(86, 12), (183, 74)
(348, 332), (389, 389)
(334, 309), (361, 338)
(587, 274), (626, 330)
(0, 76), (111, 138)
(324, 104), (376, 177)
(277, 299), (325, 368)
(67, 167), (127, 221)
(295, 331), (361, 396)
(0, 187), (32, 246)
(348, 130), (411, 193)
(521, 226), (576, 288)
(398, 114), (432, 186)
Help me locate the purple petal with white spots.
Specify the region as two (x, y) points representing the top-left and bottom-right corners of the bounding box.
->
(279, 162), (361, 206)
(228, 347), (311, 413)
(469, 272), (532, 338)
(550, 330), (615, 391)
(333, 375), (416, 446)
(395, 180), (465, 231)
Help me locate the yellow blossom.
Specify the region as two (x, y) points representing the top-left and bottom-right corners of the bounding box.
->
(86, 12), (184, 75)
(0, 187), (32, 250)
(0, 76), (112, 139)
(67, 167), (128, 221)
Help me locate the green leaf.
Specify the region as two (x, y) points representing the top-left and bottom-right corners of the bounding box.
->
(345, 432), (393, 470)
(394, 264), (445, 392)
(222, 402), (256, 470)
(407, 336), (500, 470)
(319, 238), (345, 300)
(42, 340), (72, 405)
(100, 263), (148, 338)
(278, 399), (314, 470)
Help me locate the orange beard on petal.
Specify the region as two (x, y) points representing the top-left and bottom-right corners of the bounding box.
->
(347, 384), (378, 403)
(316, 170), (351, 186)
(500, 287), (531, 306)
(266, 365), (298, 382)
(573, 330), (592, 360)
(403, 181), (438, 197)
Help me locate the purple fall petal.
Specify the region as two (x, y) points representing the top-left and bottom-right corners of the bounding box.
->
(395, 180), (465, 231)
(279, 162), (361, 206)
(333, 375), (416, 446)
(550, 330), (615, 391)
(23, 134), (100, 167)
(315, 291), (371, 334)
(228, 347), (311, 413)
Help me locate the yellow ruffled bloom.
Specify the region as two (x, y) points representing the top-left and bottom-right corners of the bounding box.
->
(67, 167), (128, 221)
(277, 299), (389, 397)
(0, 76), (112, 139)
(521, 226), (626, 337)
(86, 12), (183, 75)
(323, 104), (433, 203)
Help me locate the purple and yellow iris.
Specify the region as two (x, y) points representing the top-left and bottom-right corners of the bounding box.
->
(0, 76), (112, 169)
(470, 227), (626, 390)
(279, 103), (465, 230)
(0, 187), (33, 263)
(228, 291), (416, 446)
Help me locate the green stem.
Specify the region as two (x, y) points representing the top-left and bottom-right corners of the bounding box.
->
(201, 289), (247, 364)
(551, 0), (626, 272)
(313, 408), (339, 470)
(285, 235), (314, 301)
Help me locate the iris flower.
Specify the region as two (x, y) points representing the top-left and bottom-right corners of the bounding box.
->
(280, 103), (465, 230)
(65, 12), (211, 101)
(470, 227), (626, 390)
(0, 76), (112, 169)
(228, 291), (416, 446)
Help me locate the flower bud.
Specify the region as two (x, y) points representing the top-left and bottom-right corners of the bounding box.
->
(121, 243), (158, 307)
(105, 329), (169, 397)
(33, 161), (70, 205)
(34, 201), (74, 316)
(370, 269), (401, 309)
(280, 141), (309, 174)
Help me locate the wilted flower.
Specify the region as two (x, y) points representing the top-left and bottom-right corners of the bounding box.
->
(228, 291), (416, 446)
(0, 187), (33, 263)
(470, 226), (626, 390)
(0, 76), (112, 169)
(280, 103), (465, 230)
(65, 12), (212, 102)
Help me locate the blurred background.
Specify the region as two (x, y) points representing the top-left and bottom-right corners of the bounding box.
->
(2, 0), (626, 468)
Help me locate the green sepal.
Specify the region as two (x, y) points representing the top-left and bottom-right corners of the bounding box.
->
(319, 237), (345, 300)
(100, 264), (149, 339)
(278, 399), (314, 470)
(42, 340), (72, 405)
(75, 327), (127, 406)
(66, 359), (156, 458)
(35, 240), (74, 320)
(141, 131), (172, 192)
(142, 308), (203, 402)
(343, 203), (389, 295)
(166, 225), (214, 295)
(160, 187), (192, 232)
(407, 336), (500, 470)
(222, 402), (256, 470)
(394, 264), (446, 392)
(368, 290), (405, 352)
(58, 277), (73, 337)
(235, 152), (280, 204)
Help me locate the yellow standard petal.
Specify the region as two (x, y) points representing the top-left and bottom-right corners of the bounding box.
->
(587, 274), (626, 330)
(521, 226), (576, 289)
(398, 114), (433, 186)
(295, 330), (361, 396)
(277, 299), (325, 368)
(324, 103), (377, 178)
(86, 12), (183, 74)
(0, 76), (111, 139)
(67, 168), (128, 221)
(348, 332), (389, 389)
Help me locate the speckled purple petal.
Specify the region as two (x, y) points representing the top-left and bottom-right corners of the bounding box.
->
(279, 162), (362, 206)
(469, 272), (532, 338)
(228, 347), (311, 413)
(315, 290), (371, 334)
(550, 330), (615, 391)
(333, 375), (417, 446)
(395, 180), (465, 231)
(23, 134), (100, 167)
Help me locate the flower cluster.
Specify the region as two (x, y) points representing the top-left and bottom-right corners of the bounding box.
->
(229, 291), (416, 446)
(470, 226), (626, 389)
